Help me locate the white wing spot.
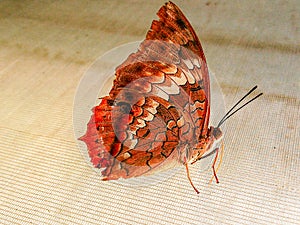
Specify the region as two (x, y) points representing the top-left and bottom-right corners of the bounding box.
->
(193, 58), (201, 68)
(183, 59), (194, 70)
(182, 68), (196, 84)
(171, 72), (187, 86)
(156, 81), (180, 95)
(151, 86), (169, 101)
(136, 118), (146, 128)
(123, 152), (131, 160)
(177, 116), (185, 128)
(141, 112), (154, 121)
(123, 133), (138, 149)
(145, 99), (159, 114)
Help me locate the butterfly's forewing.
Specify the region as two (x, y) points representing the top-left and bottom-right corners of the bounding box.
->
(79, 1), (211, 180)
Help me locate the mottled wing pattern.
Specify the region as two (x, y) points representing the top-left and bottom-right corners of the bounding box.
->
(79, 1), (211, 180)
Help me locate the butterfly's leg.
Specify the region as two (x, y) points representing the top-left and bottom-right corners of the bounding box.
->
(209, 141), (224, 184)
(184, 157), (200, 194)
(212, 147), (220, 183)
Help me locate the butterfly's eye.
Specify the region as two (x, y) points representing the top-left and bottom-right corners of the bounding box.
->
(213, 127), (222, 140)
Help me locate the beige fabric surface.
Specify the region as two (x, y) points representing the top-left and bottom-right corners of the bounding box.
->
(0, 1), (299, 224)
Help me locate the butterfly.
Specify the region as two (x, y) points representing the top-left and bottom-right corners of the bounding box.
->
(79, 1), (262, 193)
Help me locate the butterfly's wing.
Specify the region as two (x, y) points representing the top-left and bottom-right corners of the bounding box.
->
(146, 1), (210, 139)
(79, 1), (210, 180)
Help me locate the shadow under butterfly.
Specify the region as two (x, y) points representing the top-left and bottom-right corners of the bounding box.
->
(78, 1), (262, 194)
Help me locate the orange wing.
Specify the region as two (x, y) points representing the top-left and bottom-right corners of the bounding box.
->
(79, 1), (211, 180)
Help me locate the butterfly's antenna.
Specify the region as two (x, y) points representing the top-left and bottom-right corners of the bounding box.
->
(217, 86), (263, 128)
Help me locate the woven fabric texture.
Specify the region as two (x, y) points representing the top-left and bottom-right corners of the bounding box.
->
(0, 1), (299, 224)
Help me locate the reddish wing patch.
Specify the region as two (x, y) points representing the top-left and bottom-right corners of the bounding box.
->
(79, 1), (211, 180)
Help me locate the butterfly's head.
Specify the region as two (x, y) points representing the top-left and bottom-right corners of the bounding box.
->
(189, 126), (223, 164)
(190, 86), (263, 164)
(209, 125), (224, 153)
(211, 126), (222, 141)
(206, 126), (224, 153)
